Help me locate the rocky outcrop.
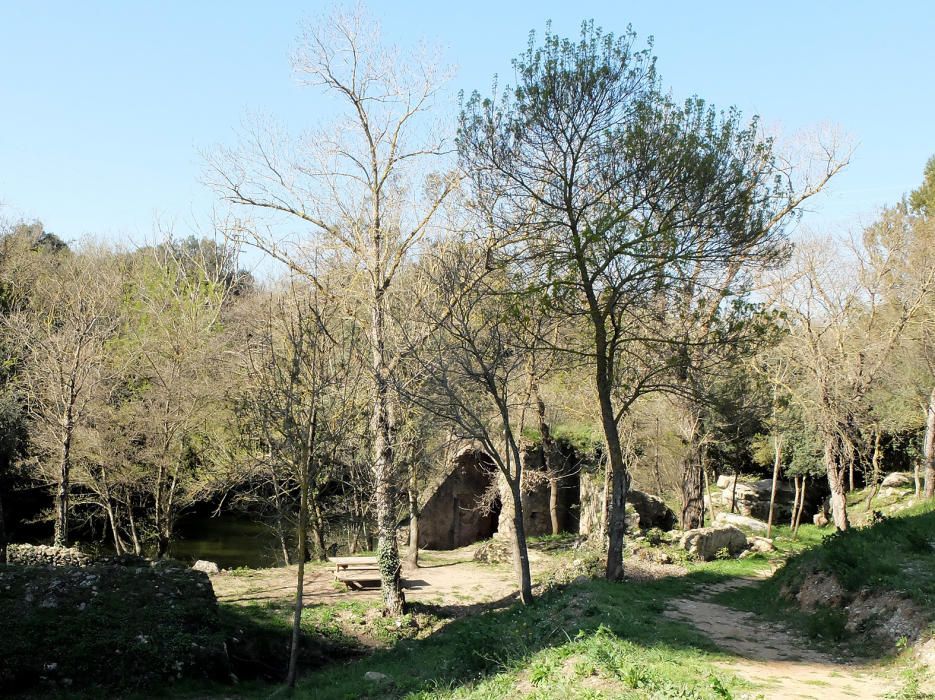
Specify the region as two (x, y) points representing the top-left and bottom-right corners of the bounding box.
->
(628, 490), (677, 531)
(716, 474), (736, 489)
(714, 512), (769, 534)
(679, 525), (747, 561)
(881, 472), (913, 488)
(473, 538), (512, 564)
(716, 477), (822, 521)
(6, 544), (92, 567)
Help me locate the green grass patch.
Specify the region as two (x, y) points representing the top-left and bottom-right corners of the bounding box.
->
(716, 501), (935, 657)
(290, 570), (751, 699)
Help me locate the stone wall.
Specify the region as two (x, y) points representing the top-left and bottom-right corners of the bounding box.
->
(417, 448), (500, 550)
(7, 543), (92, 567)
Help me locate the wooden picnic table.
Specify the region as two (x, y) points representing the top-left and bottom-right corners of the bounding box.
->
(328, 556), (382, 590)
(330, 556), (378, 571)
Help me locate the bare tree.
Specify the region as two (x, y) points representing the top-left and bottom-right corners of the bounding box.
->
(769, 231), (935, 529)
(3, 242), (121, 546)
(409, 245), (534, 603)
(206, 7), (456, 615)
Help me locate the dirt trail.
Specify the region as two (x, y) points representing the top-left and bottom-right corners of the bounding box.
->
(664, 577), (894, 700)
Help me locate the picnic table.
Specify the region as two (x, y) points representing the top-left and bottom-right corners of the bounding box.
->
(329, 556), (382, 590)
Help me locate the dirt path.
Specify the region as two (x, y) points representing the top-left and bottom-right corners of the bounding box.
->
(664, 577), (895, 700)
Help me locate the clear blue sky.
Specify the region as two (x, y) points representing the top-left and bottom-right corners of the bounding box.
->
(1, 1), (933, 247)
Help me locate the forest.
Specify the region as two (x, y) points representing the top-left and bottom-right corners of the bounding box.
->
(1, 7), (934, 699)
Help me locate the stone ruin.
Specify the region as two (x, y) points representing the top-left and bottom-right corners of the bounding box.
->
(416, 447), (502, 549)
(414, 441), (677, 550)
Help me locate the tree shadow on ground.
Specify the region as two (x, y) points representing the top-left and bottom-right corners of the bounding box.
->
(294, 568), (744, 699)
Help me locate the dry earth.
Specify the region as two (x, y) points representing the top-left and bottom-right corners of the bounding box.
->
(665, 577), (897, 700)
(210, 547), (523, 610)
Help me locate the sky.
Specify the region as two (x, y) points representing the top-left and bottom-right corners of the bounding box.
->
(1, 1), (933, 255)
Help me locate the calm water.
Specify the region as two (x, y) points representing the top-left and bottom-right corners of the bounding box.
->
(43, 514), (290, 569)
(168, 514), (287, 569)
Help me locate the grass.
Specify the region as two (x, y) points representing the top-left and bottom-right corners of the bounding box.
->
(779, 501), (935, 607)
(285, 569), (753, 699)
(9, 497), (932, 698)
(717, 500), (935, 656)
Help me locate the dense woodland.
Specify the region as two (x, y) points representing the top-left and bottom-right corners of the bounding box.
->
(1, 12), (934, 626)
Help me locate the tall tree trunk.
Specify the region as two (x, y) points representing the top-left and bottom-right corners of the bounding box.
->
(865, 429), (882, 509)
(127, 502), (141, 556)
(548, 478), (561, 535)
(793, 477), (807, 539)
(104, 500), (124, 555)
(286, 455), (309, 689)
(596, 370), (628, 580)
(924, 386), (935, 499)
(766, 434), (783, 539)
(312, 499), (327, 561)
(506, 478), (533, 605)
(680, 416), (705, 530)
(369, 282), (405, 615)
(533, 381), (560, 535)
(790, 476), (801, 528)
(278, 519), (292, 566)
(54, 421), (73, 547)
(825, 434), (849, 531)
(599, 452), (611, 543)
(407, 469), (420, 568)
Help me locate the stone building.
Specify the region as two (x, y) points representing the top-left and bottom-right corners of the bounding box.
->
(413, 440), (677, 551)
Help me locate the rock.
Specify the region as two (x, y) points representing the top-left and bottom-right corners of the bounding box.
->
(716, 474), (736, 489)
(716, 478), (806, 521)
(628, 490), (677, 531)
(748, 536), (775, 553)
(364, 671), (391, 683)
(881, 472), (913, 488)
(191, 560), (219, 575)
(624, 505), (640, 533)
(813, 511), (830, 527)
(917, 637), (935, 675)
(794, 571), (847, 610)
(632, 547), (673, 565)
(679, 525), (747, 561)
(714, 512), (769, 534)
(473, 539), (511, 564)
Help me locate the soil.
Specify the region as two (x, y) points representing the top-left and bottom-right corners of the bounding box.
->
(665, 577), (896, 700)
(210, 547), (521, 611)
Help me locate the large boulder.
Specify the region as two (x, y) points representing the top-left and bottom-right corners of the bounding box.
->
(716, 474), (736, 489)
(679, 525), (747, 561)
(881, 472), (913, 488)
(714, 512), (769, 534)
(628, 490), (677, 531)
(192, 560), (220, 575)
(717, 478), (808, 521)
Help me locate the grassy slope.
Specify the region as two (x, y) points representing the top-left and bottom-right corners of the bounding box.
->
(286, 561), (765, 700)
(723, 500), (935, 651)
